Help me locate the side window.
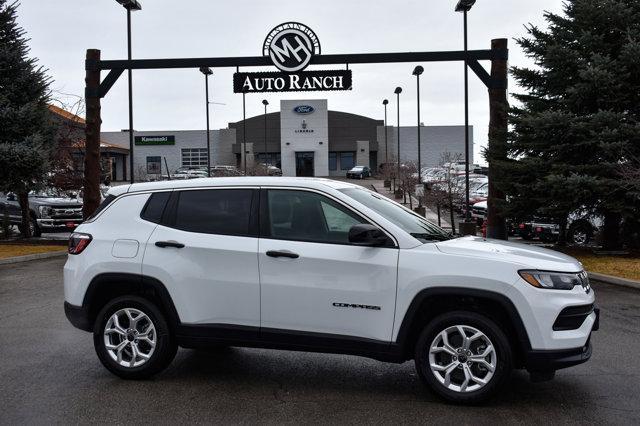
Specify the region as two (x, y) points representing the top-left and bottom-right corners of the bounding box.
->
(174, 189), (254, 236)
(140, 192), (170, 223)
(265, 190), (366, 244)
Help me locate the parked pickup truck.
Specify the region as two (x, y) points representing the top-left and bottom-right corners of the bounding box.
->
(0, 189), (83, 237)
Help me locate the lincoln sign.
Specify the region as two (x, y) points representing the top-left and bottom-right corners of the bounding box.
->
(233, 22), (352, 93)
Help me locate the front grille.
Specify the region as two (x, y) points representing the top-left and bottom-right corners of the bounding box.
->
(553, 304), (594, 331)
(50, 207), (82, 219)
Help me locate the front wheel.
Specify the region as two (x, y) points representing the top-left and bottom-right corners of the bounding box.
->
(93, 296), (177, 379)
(414, 311), (512, 404)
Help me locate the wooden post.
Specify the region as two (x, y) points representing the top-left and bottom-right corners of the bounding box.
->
(83, 49), (102, 219)
(486, 38), (509, 240)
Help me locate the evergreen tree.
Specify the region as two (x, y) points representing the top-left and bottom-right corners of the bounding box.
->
(0, 0), (55, 237)
(500, 0), (640, 249)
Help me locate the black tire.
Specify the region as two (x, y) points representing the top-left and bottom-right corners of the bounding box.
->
(568, 222), (592, 246)
(93, 295), (177, 379)
(414, 311), (512, 404)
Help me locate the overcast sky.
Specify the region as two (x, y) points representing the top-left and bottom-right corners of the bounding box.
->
(17, 0), (563, 164)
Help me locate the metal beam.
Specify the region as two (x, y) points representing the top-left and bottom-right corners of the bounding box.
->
(95, 48), (508, 71)
(98, 69), (124, 98)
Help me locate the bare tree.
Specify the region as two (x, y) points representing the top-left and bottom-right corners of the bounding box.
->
(398, 162), (419, 210)
(48, 93), (86, 191)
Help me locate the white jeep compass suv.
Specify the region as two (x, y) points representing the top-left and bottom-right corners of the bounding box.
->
(64, 177), (598, 403)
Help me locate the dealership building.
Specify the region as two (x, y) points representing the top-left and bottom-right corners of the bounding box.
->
(101, 99), (472, 180)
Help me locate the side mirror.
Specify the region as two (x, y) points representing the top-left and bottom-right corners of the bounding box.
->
(348, 224), (389, 247)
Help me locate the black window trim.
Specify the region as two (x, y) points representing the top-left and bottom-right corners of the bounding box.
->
(160, 186), (259, 238)
(258, 186), (398, 248)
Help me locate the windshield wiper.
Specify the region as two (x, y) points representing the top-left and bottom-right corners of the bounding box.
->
(410, 232), (451, 242)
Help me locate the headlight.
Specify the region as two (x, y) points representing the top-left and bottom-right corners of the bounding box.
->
(519, 270), (585, 290)
(38, 206), (52, 218)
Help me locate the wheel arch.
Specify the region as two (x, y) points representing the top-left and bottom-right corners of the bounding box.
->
(82, 273), (180, 334)
(395, 287), (531, 366)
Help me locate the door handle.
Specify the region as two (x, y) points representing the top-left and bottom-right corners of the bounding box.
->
(266, 250), (299, 259)
(155, 241), (185, 249)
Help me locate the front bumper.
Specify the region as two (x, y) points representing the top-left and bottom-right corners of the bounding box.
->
(64, 301), (92, 332)
(524, 307), (599, 372)
(525, 335), (593, 372)
(37, 218), (82, 230)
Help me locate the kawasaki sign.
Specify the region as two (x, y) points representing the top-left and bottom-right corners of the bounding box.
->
(134, 135), (175, 145)
(233, 22), (352, 93)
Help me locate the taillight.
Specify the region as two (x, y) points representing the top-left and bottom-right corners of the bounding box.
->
(69, 232), (92, 255)
(519, 223), (525, 229)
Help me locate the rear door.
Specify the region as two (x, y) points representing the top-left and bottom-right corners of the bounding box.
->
(143, 187), (260, 327)
(258, 188), (399, 342)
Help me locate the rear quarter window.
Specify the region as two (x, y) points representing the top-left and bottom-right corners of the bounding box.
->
(140, 192), (171, 224)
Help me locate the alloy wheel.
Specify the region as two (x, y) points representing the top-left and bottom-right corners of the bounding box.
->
(103, 308), (156, 368)
(573, 230), (588, 245)
(428, 324), (497, 393)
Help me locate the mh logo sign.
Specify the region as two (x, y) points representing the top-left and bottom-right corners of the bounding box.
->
(263, 22), (320, 73)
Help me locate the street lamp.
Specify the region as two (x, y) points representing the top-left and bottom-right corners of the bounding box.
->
(394, 87), (402, 192)
(115, 0), (142, 184)
(412, 66), (424, 187)
(382, 99), (389, 165)
(262, 99), (269, 166)
(456, 0), (476, 234)
(200, 67), (213, 177)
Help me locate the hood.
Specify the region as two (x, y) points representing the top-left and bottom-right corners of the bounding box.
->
(435, 236), (582, 272)
(29, 197), (82, 207)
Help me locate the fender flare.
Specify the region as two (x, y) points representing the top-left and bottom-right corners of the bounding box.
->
(394, 287), (532, 355)
(82, 272), (181, 331)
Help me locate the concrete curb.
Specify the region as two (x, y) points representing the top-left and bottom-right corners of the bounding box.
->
(0, 250), (67, 266)
(589, 272), (640, 291)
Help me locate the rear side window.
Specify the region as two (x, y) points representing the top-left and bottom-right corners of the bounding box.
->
(140, 192), (171, 223)
(173, 189), (255, 236)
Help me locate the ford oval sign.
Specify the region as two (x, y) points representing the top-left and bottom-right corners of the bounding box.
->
(293, 105), (314, 114)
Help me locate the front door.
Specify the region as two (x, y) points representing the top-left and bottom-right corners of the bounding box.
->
(143, 188), (260, 327)
(258, 188), (399, 342)
(295, 152), (314, 177)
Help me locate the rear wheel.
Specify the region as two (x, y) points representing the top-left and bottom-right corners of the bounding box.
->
(569, 223), (592, 246)
(414, 311), (512, 404)
(93, 296), (177, 379)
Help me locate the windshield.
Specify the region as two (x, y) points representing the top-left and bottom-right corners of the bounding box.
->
(340, 188), (453, 243)
(29, 188), (65, 198)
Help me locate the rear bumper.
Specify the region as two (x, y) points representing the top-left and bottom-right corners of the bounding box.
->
(64, 301), (92, 332)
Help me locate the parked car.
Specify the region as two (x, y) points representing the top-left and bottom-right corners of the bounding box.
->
(163, 166), (208, 180)
(0, 189), (83, 236)
(64, 177), (598, 404)
(346, 166), (371, 179)
(210, 165), (242, 177)
(256, 163), (283, 176)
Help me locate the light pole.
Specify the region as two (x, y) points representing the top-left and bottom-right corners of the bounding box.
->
(262, 99), (269, 165)
(382, 99), (390, 189)
(412, 66), (424, 186)
(115, 0), (141, 184)
(382, 99), (389, 165)
(200, 67), (213, 176)
(456, 0), (476, 234)
(394, 87), (402, 198)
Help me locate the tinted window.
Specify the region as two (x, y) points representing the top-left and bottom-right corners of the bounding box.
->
(175, 189), (254, 236)
(140, 192), (170, 223)
(266, 190), (366, 244)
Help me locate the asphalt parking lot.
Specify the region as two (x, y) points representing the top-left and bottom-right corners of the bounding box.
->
(1, 257), (639, 424)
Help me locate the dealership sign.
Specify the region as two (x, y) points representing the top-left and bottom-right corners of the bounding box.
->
(233, 22), (352, 93)
(234, 70), (351, 93)
(134, 135), (175, 145)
